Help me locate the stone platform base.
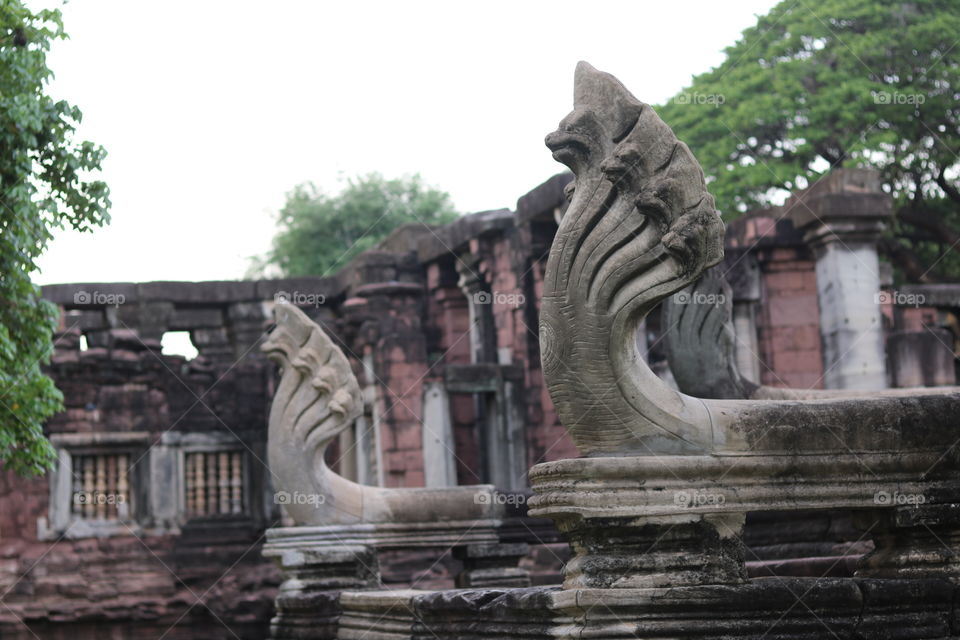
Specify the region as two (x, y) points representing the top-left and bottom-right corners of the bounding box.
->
(329, 578), (959, 639)
(270, 592), (341, 640)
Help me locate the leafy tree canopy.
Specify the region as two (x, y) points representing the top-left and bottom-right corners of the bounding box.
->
(258, 173), (458, 277)
(0, 0), (110, 474)
(658, 0), (960, 282)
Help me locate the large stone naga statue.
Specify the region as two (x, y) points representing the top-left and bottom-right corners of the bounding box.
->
(530, 62), (960, 590)
(539, 61), (725, 455)
(539, 62), (959, 459)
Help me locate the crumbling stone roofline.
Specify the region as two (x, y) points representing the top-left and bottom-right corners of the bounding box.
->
(42, 277), (345, 308)
(39, 174), (571, 310)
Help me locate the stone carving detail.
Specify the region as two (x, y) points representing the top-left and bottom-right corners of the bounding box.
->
(539, 62), (960, 460)
(262, 303), (500, 526)
(262, 303), (367, 525)
(662, 267), (759, 400)
(664, 267), (959, 401)
(262, 305), (531, 638)
(532, 61), (960, 592)
(540, 61), (724, 455)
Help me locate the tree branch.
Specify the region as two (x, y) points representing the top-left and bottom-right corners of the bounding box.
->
(897, 204), (960, 250)
(880, 237), (939, 283)
(936, 166), (960, 205)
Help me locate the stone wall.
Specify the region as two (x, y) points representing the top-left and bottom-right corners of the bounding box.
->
(0, 283), (293, 638)
(727, 212), (826, 389)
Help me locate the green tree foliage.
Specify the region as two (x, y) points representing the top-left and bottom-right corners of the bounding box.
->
(658, 0), (960, 282)
(0, 1), (110, 474)
(260, 173), (458, 277)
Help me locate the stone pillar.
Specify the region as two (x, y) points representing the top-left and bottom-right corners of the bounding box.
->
(789, 169), (892, 390)
(263, 534), (380, 640)
(361, 351), (385, 488)
(456, 253), (514, 489)
(456, 254), (496, 364)
(421, 381), (457, 487)
(726, 252), (763, 383)
(888, 328), (956, 387)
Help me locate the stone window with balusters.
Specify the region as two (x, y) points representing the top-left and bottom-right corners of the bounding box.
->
(183, 449), (246, 517)
(41, 431), (267, 539)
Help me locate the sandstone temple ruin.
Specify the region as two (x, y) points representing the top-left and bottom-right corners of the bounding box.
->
(2, 63), (959, 639)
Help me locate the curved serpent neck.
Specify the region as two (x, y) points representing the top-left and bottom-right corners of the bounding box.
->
(262, 303), (368, 524)
(262, 304), (505, 526)
(539, 61), (724, 456)
(540, 63), (960, 460)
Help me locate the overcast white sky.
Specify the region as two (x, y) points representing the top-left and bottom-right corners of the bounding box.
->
(34, 0), (779, 285)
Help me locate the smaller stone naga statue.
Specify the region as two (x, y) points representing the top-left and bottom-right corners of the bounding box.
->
(262, 303), (499, 526)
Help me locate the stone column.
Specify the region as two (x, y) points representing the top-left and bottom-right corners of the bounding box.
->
(789, 169), (892, 390)
(456, 254), (504, 488)
(421, 381), (457, 487)
(456, 254), (497, 365)
(262, 536), (380, 640)
(888, 328), (956, 387)
(726, 252), (763, 383)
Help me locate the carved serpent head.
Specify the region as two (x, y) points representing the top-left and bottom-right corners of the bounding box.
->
(539, 62), (724, 455)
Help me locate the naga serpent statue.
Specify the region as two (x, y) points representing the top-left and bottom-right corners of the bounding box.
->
(539, 61), (960, 458)
(261, 303), (498, 526)
(261, 62), (960, 540)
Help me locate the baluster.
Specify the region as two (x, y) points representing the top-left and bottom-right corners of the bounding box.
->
(230, 452), (243, 514)
(106, 454), (116, 519)
(206, 452), (217, 516)
(218, 451), (229, 514)
(117, 453), (129, 520)
(73, 456), (84, 516)
(195, 453), (206, 516)
(83, 456), (95, 518)
(95, 455), (107, 519)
